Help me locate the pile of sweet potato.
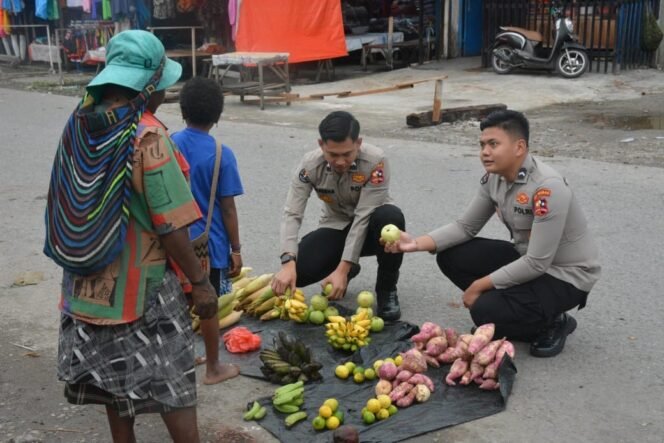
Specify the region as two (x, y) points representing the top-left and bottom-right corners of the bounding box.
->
(411, 322), (515, 391)
(374, 350), (435, 408)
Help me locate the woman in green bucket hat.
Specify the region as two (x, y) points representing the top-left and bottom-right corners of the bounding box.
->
(44, 30), (217, 442)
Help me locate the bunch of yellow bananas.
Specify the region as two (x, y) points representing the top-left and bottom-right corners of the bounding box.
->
(265, 288), (309, 322)
(325, 310), (372, 352)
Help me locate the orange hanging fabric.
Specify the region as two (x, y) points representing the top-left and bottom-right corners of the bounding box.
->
(235, 0), (348, 64)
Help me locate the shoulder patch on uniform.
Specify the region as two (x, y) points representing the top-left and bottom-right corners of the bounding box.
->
(298, 168), (310, 183)
(369, 164), (385, 185)
(533, 188), (551, 217)
(480, 172), (489, 184)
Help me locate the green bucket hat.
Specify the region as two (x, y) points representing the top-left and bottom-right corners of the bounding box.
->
(87, 30), (182, 95)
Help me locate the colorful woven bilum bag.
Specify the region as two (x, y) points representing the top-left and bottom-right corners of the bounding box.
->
(43, 61), (164, 274)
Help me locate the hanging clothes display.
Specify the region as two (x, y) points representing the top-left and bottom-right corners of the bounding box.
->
(228, 0), (241, 41)
(2, 0), (24, 14)
(66, 0), (91, 13)
(61, 24), (114, 64)
(198, 0), (225, 43)
(176, 0), (198, 14)
(0, 7), (9, 38)
(102, 0), (110, 19)
(153, 0), (175, 19)
(111, 0), (130, 20)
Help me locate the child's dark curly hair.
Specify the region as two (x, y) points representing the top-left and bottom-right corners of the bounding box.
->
(179, 77), (224, 126)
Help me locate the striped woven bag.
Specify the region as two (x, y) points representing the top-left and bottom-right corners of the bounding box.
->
(44, 61), (164, 274)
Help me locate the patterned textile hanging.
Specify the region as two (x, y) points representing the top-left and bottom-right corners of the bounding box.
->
(44, 60), (164, 275)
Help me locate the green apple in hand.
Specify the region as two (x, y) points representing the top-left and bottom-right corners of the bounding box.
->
(380, 224), (401, 243)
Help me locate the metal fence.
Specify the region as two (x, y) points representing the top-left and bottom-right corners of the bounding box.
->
(481, 0), (661, 72)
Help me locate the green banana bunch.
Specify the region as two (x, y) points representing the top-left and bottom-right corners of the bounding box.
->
(271, 381), (305, 416)
(243, 401), (267, 421)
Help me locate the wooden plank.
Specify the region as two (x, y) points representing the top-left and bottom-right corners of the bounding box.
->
(241, 94), (324, 105)
(406, 104), (507, 128)
(310, 91), (352, 98)
(310, 76), (447, 100)
(337, 83), (414, 98)
(432, 79), (443, 122)
(394, 75), (447, 87)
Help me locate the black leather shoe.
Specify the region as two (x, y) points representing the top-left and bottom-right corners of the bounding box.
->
(529, 313), (577, 358)
(377, 288), (401, 322)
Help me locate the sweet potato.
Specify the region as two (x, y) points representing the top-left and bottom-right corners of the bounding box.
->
(375, 379), (392, 396)
(400, 349), (427, 373)
(437, 347), (458, 364)
(445, 358), (469, 386)
(424, 354), (440, 368)
(460, 370), (473, 385)
(479, 379), (500, 390)
(473, 376), (484, 385)
(396, 370), (414, 383)
(468, 323), (495, 354)
(390, 382), (414, 402)
(470, 361), (484, 380)
(407, 374), (435, 392)
(425, 336), (448, 356)
(474, 338), (505, 366)
(483, 340), (515, 379)
(410, 322), (443, 343)
(414, 384), (431, 402)
(378, 362), (398, 381)
(396, 388), (417, 407)
(458, 334), (473, 345)
(445, 328), (458, 348)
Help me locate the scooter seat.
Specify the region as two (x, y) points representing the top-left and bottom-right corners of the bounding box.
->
(500, 26), (543, 42)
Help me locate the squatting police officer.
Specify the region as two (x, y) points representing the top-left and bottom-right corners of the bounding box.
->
(271, 111), (405, 321)
(386, 109), (601, 357)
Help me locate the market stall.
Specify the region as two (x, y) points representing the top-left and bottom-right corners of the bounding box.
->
(194, 269), (519, 442)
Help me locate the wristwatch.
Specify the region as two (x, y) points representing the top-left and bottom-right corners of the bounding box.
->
(280, 253), (296, 265)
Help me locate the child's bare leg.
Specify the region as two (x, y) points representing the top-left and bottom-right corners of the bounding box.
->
(200, 317), (239, 385)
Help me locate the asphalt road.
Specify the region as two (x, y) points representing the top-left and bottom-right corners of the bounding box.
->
(1, 87), (663, 443)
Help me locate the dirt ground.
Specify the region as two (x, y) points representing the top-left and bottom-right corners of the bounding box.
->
(1, 58), (663, 443)
(2, 62), (663, 169)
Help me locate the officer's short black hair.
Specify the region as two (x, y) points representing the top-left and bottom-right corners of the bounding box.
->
(480, 109), (530, 147)
(318, 111), (360, 143)
(179, 77), (224, 126)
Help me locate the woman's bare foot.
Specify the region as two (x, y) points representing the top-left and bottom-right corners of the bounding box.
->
(195, 356), (207, 366)
(203, 363), (240, 385)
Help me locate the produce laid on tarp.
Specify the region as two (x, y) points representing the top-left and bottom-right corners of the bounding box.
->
(194, 268), (518, 442)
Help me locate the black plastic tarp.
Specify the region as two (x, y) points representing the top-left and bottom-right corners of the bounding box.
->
(194, 304), (418, 379)
(194, 306), (517, 442)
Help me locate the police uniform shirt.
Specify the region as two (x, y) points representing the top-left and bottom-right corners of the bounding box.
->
(428, 155), (601, 292)
(280, 143), (392, 264)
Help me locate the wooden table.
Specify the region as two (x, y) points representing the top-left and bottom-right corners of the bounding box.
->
(211, 52), (290, 110)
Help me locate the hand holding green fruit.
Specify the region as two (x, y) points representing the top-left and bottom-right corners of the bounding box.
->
(380, 224), (401, 243)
